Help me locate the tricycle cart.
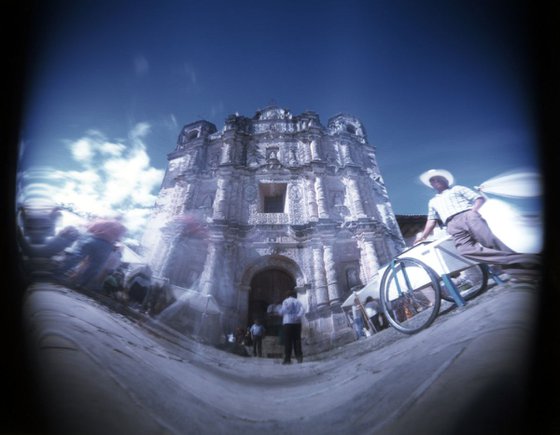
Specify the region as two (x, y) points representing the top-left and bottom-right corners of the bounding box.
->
(344, 235), (499, 335)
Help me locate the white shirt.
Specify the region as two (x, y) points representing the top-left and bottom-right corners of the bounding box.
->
(427, 185), (482, 223)
(280, 296), (305, 324)
(365, 301), (378, 317)
(250, 323), (265, 337)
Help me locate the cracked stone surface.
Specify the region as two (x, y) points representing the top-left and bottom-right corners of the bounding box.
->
(22, 280), (540, 434)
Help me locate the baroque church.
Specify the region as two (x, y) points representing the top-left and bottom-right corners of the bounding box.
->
(141, 106), (405, 352)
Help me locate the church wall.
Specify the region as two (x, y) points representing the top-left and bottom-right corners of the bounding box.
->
(141, 107), (405, 352)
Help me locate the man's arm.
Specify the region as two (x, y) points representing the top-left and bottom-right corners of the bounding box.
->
(471, 196), (486, 213)
(297, 300), (305, 318)
(414, 219), (438, 244)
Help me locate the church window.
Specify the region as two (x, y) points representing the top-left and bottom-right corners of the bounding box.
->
(259, 183), (287, 213)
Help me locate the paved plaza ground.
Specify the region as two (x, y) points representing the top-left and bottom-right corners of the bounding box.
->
(6, 278), (558, 434)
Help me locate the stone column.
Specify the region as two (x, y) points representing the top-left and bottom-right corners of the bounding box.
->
(339, 142), (353, 165)
(345, 177), (366, 218)
(220, 142), (232, 165)
(186, 150), (196, 170)
(312, 245), (329, 307)
(314, 177), (329, 219)
(359, 237), (381, 282)
(199, 241), (221, 296)
(156, 224), (182, 278)
(212, 177), (228, 220)
(183, 182), (195, 210)
(305, 177), (319, 221)
(310, 139), (320, 161)
(323, 244), (340, 304)
(152, 235), (174, 277)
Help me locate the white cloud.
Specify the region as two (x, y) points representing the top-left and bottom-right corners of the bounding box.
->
(20, 123), (165, 240)
(99, 141), (126, 157)
(69, 138), (95, 163)
(130, 122), (151, 142)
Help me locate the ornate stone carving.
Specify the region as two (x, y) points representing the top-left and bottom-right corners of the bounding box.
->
(288, 145), (299, 166)
(142, 107), (405, 352)
(247, 146), (265, 167)
(244, 183), (257, 203)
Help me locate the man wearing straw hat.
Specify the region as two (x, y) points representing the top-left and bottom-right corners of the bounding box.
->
(414, 169), (539, 279)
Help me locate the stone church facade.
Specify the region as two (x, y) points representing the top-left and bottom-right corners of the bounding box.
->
(141, 106), (405, 352)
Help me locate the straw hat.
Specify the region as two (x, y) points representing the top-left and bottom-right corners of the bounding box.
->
(419, 169), (454, 187)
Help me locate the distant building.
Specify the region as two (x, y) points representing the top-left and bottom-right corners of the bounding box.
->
(395, 215), (427, 247)
(141, 106), (405, 352)
(395, 214), (449, 247)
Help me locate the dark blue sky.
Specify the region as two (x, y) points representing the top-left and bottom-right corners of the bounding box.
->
(19, 0), (541, 215)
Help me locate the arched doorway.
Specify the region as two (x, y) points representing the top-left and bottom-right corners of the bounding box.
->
(249, 268), (295, 337)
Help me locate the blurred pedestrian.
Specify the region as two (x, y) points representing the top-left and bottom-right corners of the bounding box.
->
(59, 218), (127, 290)
(18, 223), (81, 281)
(19, 225), (80, 258)
(147, 281), (175, 315)
(364, 296), (381, 333)
(235, 326), (246, 345)
(102, 268), (125, 298)
(352, 298), (366, 339)
(125, 264), (153, 309)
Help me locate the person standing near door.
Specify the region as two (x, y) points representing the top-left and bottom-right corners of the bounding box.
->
(249, 319), (265, 357)
(279, 289), (305, 364)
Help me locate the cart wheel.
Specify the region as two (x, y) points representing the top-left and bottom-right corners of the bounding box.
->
(440, 264), (488, 302)
(380, 257), (441, 334)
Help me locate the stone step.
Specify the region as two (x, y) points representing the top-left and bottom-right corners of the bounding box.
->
(259, 335), (283, 358)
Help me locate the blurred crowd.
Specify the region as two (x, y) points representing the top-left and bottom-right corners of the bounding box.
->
(16, 202), (175, 316)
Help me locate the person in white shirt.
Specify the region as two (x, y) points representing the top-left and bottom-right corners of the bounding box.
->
(279, 290), (305, 364)
(414, 169), (540, 280)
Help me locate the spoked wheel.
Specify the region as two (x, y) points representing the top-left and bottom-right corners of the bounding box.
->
(379, 257), (442, 334)
(440, 264), (488, 303)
